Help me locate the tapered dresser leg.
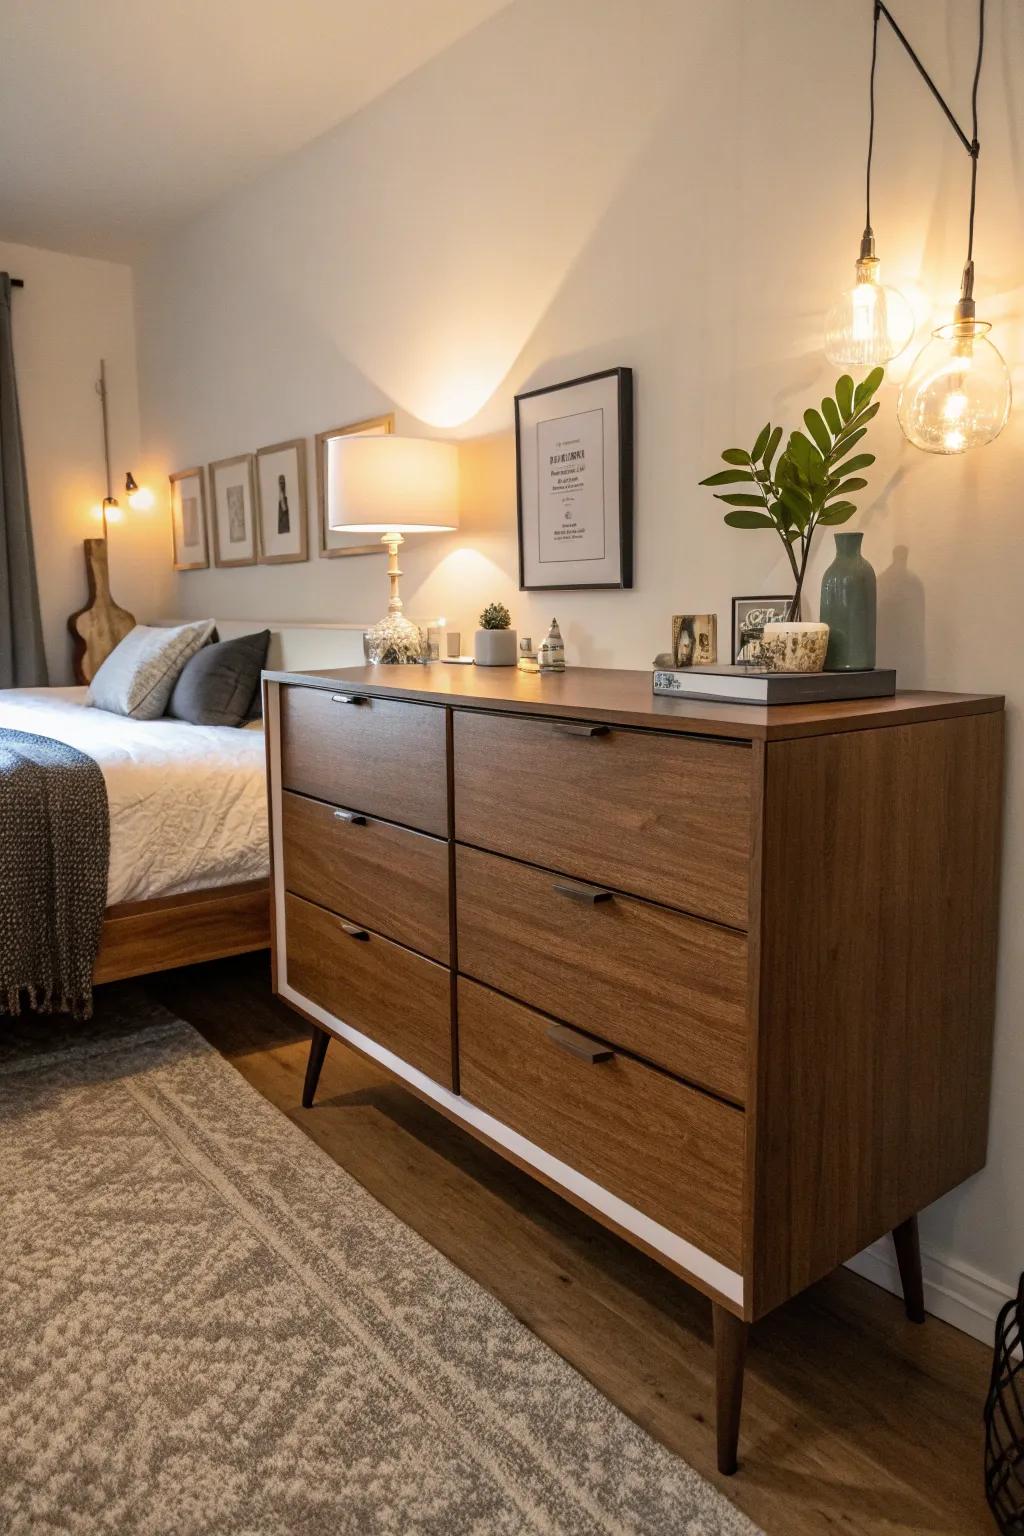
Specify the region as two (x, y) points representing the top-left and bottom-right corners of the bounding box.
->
(892, 1214), (927, 1323)
(712, 1303), (748, 1476)
(302, 1027), (331, 1109)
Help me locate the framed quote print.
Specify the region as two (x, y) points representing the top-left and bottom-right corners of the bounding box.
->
(169, 466), (209, 571)
(256, 438), (308, 564)
(514, 367), (633, 591)
(209, 453), (257, 567)
(316, 413), (395, 558)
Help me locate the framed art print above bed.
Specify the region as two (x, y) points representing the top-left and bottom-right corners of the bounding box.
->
(170, 466), (209, 571)
(256, 438), (308, 564)
(209, 453), (258, 567)
(515, 367), (633, 591)
(316, 413), (395, 558)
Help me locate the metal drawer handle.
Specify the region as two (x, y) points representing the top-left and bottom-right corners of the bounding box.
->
(553, 879), (613, 905)
(546, 1023), (614, 1064)
(333, 809), (366, 825)
(339, 922), (369, 941)
(331, 693), (367, 705)
(550, 721), (608, 738)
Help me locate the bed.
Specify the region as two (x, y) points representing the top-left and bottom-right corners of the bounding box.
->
(0, 620), (367, 987)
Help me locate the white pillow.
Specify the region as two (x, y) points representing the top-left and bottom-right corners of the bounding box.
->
(87, 621), (216, 719)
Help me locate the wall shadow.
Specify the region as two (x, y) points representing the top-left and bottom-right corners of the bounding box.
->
(877, 544), (927, 686)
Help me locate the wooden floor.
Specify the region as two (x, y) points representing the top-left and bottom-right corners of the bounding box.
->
(137, 954), (994, 1536)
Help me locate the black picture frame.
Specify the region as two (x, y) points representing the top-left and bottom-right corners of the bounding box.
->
(514, 366), (634, 591)
(731, 594), (794, 663)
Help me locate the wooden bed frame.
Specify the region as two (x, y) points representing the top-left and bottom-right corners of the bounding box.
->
(93, 880), (271, 984)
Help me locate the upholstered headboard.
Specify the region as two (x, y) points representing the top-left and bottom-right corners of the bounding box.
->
(159, 619), (367, 672)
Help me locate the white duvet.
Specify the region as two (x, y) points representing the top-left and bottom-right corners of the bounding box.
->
(0, 687), (268, 906)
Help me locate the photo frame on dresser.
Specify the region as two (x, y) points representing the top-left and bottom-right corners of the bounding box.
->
(169, 466), (209, 571)
(731, 595), (793, 662)
(209, 453), (258, 567)
(316, 413), (395, 558)
(256, 438), (308, 564)
(515, 367), (633, 591)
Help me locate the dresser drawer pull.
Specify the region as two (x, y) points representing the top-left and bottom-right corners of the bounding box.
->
(550, 721), (609, 738)
(333, 809), (367, 825)
(339, 922), (370, 940)
(553, 878), (613, 905)
(330, 693), (367, 705)
(546, 1022), (614, 1064)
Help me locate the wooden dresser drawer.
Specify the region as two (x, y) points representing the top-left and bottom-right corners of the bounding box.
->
(283, 791), (449, 963)
(281, 685), (447, 836)
(285, 892), (453, 1089)
(456, 845), (747, 1102)
(458, 978), (744, 1271)
(452, 711), (752, 928)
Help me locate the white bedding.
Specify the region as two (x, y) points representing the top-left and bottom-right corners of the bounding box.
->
(0, 687), (268, 906)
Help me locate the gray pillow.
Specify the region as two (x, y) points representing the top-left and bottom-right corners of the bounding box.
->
(87, 620), (215, 720)
(167, 630), (271, 727)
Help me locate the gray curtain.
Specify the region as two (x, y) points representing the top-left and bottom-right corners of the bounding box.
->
(0, 273), (48, 688)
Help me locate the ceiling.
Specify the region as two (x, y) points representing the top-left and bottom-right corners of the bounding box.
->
(0, 0), (508, 260)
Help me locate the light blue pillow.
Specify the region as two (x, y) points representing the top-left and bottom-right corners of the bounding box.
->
(87, 621), (215, 719)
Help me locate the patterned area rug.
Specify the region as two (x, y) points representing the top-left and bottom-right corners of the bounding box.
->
(0, 999), (760, 1536)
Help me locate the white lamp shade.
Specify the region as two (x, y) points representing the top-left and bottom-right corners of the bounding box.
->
(327, 435), (459, 533)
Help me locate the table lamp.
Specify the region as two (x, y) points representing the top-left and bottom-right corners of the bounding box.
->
(328, 435), (459, 663)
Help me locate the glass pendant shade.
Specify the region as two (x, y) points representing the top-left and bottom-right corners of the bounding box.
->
(824, 256), (915, 367)
(897, 318), (1012, 454)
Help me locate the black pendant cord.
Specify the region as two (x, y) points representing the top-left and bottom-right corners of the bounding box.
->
(873, 0), (985, 307)
(966, 0), (984, 269)
(863, 0), (880, 244)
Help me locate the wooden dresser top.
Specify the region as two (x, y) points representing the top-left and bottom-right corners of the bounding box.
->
(263, 663), (1003, 742)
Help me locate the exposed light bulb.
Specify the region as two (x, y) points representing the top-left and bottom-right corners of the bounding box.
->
(897, 315), (1012, 455)
(825, 251), (915, 367)
(102, 495), (124, 525)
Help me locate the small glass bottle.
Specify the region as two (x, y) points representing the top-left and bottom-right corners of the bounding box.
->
(517, 636), (539, 674)
(537, 618), (565, 672)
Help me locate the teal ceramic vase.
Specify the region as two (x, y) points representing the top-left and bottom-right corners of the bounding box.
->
(820, 532), (876, 671)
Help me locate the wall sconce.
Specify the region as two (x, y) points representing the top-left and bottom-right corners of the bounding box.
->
(125, 471), (153, 512)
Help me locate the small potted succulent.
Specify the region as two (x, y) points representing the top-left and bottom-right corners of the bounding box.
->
(474, 602), (517, 666)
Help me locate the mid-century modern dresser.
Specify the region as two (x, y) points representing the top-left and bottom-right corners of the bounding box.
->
(263, 663), (1004, 1473)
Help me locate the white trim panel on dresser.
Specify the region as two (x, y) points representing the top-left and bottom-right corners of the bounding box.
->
(279, 978), (744, 1309)
(263, 683), (744, 1310)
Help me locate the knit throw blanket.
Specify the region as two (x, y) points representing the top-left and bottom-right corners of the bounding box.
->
(0, 728), (109, 1018)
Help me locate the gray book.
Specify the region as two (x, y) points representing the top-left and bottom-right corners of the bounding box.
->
(652, 666), (897, 705)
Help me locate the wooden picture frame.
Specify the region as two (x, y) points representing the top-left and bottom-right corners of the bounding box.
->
(169, 466), (209, 571)
(515, 366), (634, 591)
(209, 453), (258, 568)
(316, 413), (395, 558)
(256, 438), (309, 564)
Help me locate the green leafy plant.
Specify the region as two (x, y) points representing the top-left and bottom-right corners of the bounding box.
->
(699, 368), (883, 620)
(479, 602), (511, 630)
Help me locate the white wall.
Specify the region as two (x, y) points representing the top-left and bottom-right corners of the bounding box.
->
(0, 239), (170, 683)
(135, 0), (1024, 1330)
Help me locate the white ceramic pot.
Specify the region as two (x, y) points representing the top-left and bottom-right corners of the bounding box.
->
(751, 621), (829, 673)
(474, 628), (517, 666)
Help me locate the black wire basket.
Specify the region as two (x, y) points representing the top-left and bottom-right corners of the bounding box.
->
(985, 1272), (1024, 1532)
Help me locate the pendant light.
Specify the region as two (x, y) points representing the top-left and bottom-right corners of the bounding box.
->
(897, 0), (1011, 454)
(824, 5), (914, 367)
